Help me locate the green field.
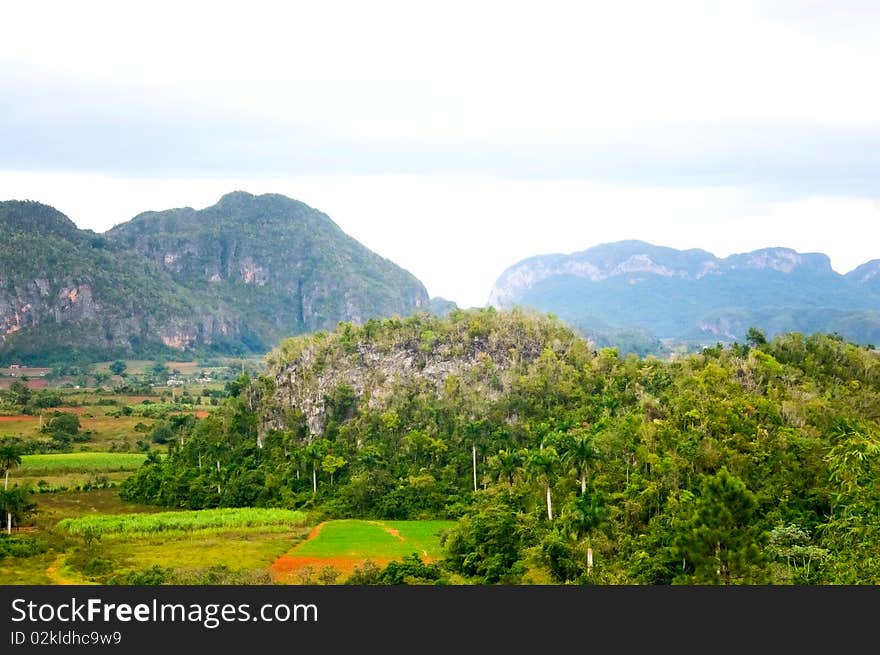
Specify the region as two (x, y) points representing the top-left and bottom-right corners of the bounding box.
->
(19, 452), (148, 474)
(294, 519), (453, 560)
(99, 526), (309, 582)
(58, 507), (308, 536)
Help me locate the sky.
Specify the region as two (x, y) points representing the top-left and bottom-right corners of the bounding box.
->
(2, 0), (880, 308)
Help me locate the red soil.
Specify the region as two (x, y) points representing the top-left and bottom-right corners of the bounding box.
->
(269, 521), (376, 583)
(307, 522), (326, 540)
(383, 526), (405, 542)
(270, 555), (381, 582)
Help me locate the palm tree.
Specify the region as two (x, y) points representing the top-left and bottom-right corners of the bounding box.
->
(527, 446), (560, 520)
(0, 444), (23, 492)
(563, 431), (597, 495)
(0, 487), (33, 535)
(305, 440), (327, 495)
(487, 448), (526, 487)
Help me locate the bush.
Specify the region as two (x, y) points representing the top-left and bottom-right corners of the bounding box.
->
(0, 536), (49, 559)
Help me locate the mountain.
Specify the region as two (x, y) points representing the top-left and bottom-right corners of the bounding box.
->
(846, 260), (880, 294)
(0, 200), (213, 363)
(105, 191), (429, 349)
(0, 193), (429, 364)
(488, 240), (880, 351)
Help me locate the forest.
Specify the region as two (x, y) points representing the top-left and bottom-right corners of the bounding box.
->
(117, 308), (880, 584)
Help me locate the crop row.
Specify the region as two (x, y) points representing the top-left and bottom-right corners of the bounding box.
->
(58, 507), (307, 535)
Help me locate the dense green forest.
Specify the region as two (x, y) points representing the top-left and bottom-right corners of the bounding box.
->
(121, 309), (880, 584)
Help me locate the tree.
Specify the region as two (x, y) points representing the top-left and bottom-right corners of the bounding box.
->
(0, 444), (23, 492)
(818, 421), (880, 583)
(673, 467), (768, 584)
(321, 454), (347, 486)
(527, 446), (560, 520)
(305, 441), (328, 494)
(0, 487), (33, 535)
(487, 449), (525, 487)
(45, 413), (81, 442)
(767, 524), (827, 584)
(562, 429), (597, 495)
(746, 327), (767, 348)
(7, 380), (31, 406)
(109, 360), (127, 376)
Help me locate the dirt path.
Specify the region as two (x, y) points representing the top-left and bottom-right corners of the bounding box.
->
(374, 522), (405, 542)
(307, 521), (327, 541)
(45, 555), (78, 585)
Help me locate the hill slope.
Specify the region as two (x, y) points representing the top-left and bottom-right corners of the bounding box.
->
(0, 193), (430, 363)
(105, 191), (429, 345)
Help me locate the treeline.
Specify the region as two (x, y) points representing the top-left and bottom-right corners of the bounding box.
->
(120, 309), (880, 584)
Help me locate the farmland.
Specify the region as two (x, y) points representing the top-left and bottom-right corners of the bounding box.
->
(0, 360), (459, 585)
(20, 452), (148, 474)
(58, 507), (307, 536)
(270, 519), (455, 583)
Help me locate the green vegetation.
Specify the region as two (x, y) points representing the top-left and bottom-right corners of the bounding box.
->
(0, 193), (429, 365)
(293, 519), (451, 561)
(19, 453), (148, 475)
(3, 307), (879, 586)
(58, 507), (307, 536)
(120, 309), (880, 584)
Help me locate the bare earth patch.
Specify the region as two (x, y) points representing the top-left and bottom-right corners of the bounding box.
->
(376, 523), (405, 542)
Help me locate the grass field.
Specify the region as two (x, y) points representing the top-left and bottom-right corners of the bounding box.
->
(99, 526), (310, 581)
(0, 552), (56, 584)
(18, 452), (148, 474)
(9, 453), (149, 492)
(271, 519), (454, 582)
(58, 507), (308, 536)
(0, 408), (160, 450)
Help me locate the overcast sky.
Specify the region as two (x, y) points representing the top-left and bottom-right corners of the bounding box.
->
(2, 0), (880, 308)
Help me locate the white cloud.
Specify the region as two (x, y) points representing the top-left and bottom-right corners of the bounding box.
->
(2, 3), (879, 310)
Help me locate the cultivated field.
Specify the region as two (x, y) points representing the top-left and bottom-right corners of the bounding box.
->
(270, 519), (454, 583)
(0, 369), (456, 586)
(59, 507), (307, 536)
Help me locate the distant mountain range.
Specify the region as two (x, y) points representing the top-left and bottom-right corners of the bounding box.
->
(0, 192), (430, 364)
(488, 240), (880, 353)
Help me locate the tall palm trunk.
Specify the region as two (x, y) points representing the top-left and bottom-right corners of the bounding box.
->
(5, 469), (11, 533)
(472, 444), (477, 492)
(546, 483), (553, 520)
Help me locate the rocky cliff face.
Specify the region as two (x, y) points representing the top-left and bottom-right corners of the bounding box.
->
(259, 309), (579, 438)
(489, 241), (837, 309)
(106, 191), (430, 341)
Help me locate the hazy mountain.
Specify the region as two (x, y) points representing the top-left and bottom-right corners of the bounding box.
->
(489, 240), (880, 351)
(846, 259), (880, 294)
(0, 193), (429, 363)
